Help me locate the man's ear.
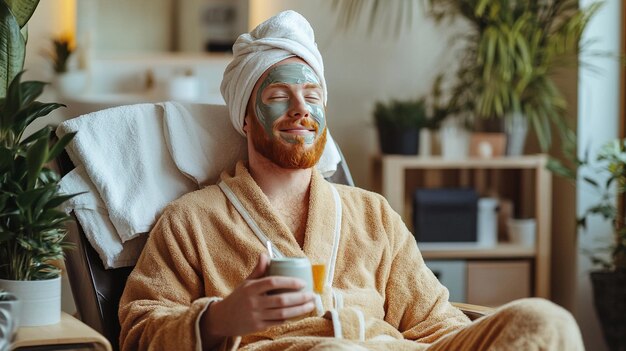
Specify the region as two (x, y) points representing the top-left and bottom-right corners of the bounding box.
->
(243, 116), (249, 134)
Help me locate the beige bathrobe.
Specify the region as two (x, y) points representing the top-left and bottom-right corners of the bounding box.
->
(119, 162), (470, 351)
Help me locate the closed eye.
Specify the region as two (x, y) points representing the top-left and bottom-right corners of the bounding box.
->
(304, 90), (322, 103)
(268, 94), (289, 100)
(305, 96), (321, 103)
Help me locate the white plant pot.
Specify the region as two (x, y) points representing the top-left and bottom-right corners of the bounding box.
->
(419, 129), (432, 157)
(505, 112), (528, 156)
(0, 276), (61, 326)
(54, 70), (88, 98)
(439, 119), (469, 160)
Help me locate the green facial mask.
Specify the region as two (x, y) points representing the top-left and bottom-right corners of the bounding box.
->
(255, 63), (325, 145)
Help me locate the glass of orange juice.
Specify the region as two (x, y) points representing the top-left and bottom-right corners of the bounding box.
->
(311, 264), (326, 294)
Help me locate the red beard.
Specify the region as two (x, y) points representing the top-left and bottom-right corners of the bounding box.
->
(250, 116), (327, 169)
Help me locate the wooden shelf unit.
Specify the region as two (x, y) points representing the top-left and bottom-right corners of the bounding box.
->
(372, 154), (552, 300)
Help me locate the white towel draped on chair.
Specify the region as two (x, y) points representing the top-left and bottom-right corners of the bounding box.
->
(161, 102), (247, 187)
(57, 103), (197, 243)
(59, 166), (147, 269)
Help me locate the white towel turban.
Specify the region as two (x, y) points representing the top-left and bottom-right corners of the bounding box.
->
(220, 10), (327, 136)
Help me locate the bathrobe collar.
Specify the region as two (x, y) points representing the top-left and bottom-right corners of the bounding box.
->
(220, 161), (338, 262)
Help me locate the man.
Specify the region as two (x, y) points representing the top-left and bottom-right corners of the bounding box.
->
(119, 10), (583, 351)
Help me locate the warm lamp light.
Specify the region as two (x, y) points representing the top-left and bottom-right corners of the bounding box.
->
(56, 0), (76, 39)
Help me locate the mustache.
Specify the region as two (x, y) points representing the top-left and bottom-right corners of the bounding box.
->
(274, 118), (319, 132)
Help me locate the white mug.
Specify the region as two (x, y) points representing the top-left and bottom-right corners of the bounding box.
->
(267, 257), (313, 293)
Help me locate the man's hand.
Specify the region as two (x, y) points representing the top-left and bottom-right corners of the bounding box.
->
(201, 254), (316, 347)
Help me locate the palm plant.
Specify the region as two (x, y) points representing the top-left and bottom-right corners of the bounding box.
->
(429, 0), (600, 151)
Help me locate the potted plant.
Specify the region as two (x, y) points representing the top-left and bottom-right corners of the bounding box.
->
(373, 98), (432, 155)
(48, 35), (74, 75)
(44, 34), (86, 97)
(426, 0), (600, 155)
(578, 139), (626, 349)
(0, 0), (77, 326)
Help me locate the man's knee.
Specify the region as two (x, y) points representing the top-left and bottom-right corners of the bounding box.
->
(499, 298), (583, 349)
(504, 298), (575, 329)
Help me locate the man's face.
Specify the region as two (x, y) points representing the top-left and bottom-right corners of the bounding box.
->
(246, 59), (327, 169)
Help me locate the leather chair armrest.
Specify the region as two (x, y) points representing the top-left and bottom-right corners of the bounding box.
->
(451, 302), (494, 321)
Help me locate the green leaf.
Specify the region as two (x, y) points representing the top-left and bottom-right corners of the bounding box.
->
(4, 0), (39, 28)
(583, 176), (599, 188)
(20, 22), (27, 43)
(0, 146), (11, 171)
(576, 217), (586, 229)
(0, 228), (13, 242)
(25, 133), (48, 189)
(547, 157), (576, 180)
(606, 176), (615, 189)
(18, 80), (46, 106)
(19, 125), (51, 145)
(0, 208), (19, 217)
(38, 167), (59, 184)
(46, 131), (75, 163)
(30, 263), (61, 280)
(0, 1), (26, 97)
(12, 102), (64, 136)
(586, 203), (616, 220)
(44, 192), (83, 209)
(475, 0), (489, 17)
(5, 69), (23, 116)
(32, 186), (56, 220)
(16, 186), (49, 209)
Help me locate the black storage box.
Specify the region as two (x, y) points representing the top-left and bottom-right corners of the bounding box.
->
(413, 188), (478, 243)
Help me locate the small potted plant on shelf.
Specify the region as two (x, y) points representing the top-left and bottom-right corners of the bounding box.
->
(0, 0), (77, 327)
(44, 33), (86, 97)
(373, 98), (432, 155)
(48, 34), (74, 74)
(578, 138), (626, 349)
